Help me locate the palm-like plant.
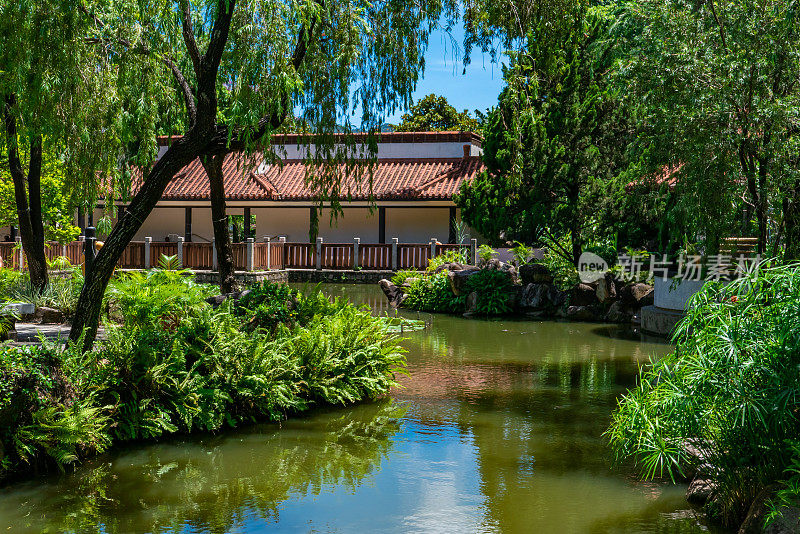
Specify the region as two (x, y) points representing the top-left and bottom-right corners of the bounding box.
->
(608, 263), (800, 527)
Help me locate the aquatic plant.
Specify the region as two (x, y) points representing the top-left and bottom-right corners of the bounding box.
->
(607, 263), (800, 527)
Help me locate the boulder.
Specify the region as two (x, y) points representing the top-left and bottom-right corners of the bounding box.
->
(448, 267), (481, 296)
(566, 305), (603, 321)
(378, 279), (406, 308)
(620, 282), (654, 307)
(34, 306), (64, 324)
(519, 263), (554, 285)
(604, 301), (631, 323)
(464, 291), (479, 316)
(686, 478), (716, 506)
(519, 283), (564, 311)
(739, 485), (800, 534)
(434, 262), (467, 274)
(483, 259), (520, 284)
(205, 290), (251, 309)
(595, 273), (618, 304)
(570, 283), (598, 307)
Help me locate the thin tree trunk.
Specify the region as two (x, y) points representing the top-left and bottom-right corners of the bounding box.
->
(3, 98), (48, 291)
(202, 154), (238, 293)
(69, 136), (203, 350)
(783, 180), (800, 261)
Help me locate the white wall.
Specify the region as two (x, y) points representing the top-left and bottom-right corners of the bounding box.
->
(254, 207), (310, 242)
(386, 208), (450, 244)
(317, 208), (380, 243)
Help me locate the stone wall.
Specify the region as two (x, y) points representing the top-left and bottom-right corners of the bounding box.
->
(191, 270), (289, 284)
(287, 269), (394, 284)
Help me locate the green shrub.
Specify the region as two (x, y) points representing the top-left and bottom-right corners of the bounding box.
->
(391, 269), (420, 286)
(403, 272), (463, 313)
(477, 244), (496, 263)
(1, 275), (409, 482)
(607, 263), (800, 527)
(0, 263), (84, 318)
(0, 344), (109, 480)
(401, 267), (514, 315)
(427, 249), (469, 272)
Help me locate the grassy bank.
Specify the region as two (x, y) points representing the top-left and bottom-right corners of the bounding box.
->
(0, 268), (410, 483)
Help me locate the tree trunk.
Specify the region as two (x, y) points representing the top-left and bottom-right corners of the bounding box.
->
(202, 154), (238, 293)
(69, 136), (203, 351)
(2, 99), (48, 291)
(783, 180), (800, 261)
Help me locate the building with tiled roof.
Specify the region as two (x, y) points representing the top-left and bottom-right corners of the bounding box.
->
(114, 131), (484, 244)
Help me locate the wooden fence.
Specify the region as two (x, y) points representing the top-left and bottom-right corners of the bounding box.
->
(0, 237), (476, 272)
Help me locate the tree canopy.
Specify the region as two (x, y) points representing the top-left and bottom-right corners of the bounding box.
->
(457, 6), (630, 264)
(395, 94), (480, 132)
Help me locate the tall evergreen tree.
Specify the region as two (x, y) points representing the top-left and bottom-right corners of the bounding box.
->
(457, 6), (629, 265)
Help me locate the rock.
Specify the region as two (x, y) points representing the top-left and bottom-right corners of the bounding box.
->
(519, 263), (554, 285)
(206, 290), (251, 309)
(483, 259), (520, 284)
(595, 273), (618, 304)
(566, 305), (603, 321)
(464, 291), (479, 315)
(448, 267), (481, 296)
(620, 283), (654, 307)
(520, 283), (562, 311)
(378, 279), (406, 308)
(570, 283), (598, 307)
(34, 306), (64, 324)
(434, 262), (467, 273)
(686, 478), (716, 506)
(739, 484), (800, 534)
(604, 301), (631, 323)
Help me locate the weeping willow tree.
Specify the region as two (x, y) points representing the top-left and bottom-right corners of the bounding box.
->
(1, 0), (553, 348)
(0, 1), (122, 291)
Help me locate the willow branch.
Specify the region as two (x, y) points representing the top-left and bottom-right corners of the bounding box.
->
(179, 0), (202, 77)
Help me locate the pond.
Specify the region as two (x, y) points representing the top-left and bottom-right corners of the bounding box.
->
(0, 284), (729, 533)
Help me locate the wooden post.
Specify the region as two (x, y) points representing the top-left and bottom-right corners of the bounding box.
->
(246, 238), (254, 271)
(470, 238), (478, 266)
(279, 236), (286, 269)
(177, 236), (184, 267)
(84, 227), (96, 279)
(184, 207), (192, 242)
(144, 236), (152, 268)
(244, 207), (252, 239)
(391, 237), (398, 270)
(430, 237), (438, 261)
(264, 237), (271, 271)
(315, 237), (323, 270)
(353, 237), (360, 270)
(379, 207), (386, 244)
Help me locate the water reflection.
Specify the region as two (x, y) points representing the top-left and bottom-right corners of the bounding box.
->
(0, 284), (730, 533)
(0, 401), (404, 533)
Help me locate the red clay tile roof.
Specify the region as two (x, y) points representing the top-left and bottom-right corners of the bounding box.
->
(133, 152), (484, 201)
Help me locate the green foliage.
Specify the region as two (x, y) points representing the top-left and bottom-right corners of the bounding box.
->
(608, 263), (800, 527)
(427, 249), (469, 272)
(0, 274), (408, 481)
(614, 0), (800, 257)
(477, 244), (496, 263)
(457, 6), (630, 264)
(390, 269), (420, 286)
(395, 94), (480, 132)
(0, 343), (110, 480)
(510, 241), (534, 267)
(402, 267), (515, 316)
(0, 264), (84, 317)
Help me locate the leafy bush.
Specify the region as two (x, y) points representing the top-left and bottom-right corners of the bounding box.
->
(0, 262), (84, 317)
(427, 249), (469, 272)
(1, 276), (408, 482)
(477, 244), (496, 263)
(0, 343), (109, 480)
(402, 267), (514, 315)
(391, 269), (420, 286)
(607, 263), (800, 527)
(510, 241), (534, 267)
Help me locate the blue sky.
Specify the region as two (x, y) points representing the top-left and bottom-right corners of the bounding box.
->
(383, 24), (508, 125)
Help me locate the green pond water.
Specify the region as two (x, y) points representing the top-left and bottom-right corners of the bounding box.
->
(0, 284), (730, 534)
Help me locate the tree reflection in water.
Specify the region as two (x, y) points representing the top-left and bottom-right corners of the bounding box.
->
(0, 400), (405, 534)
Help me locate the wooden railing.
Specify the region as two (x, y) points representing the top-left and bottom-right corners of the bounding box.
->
(0, 237), (476, 272)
